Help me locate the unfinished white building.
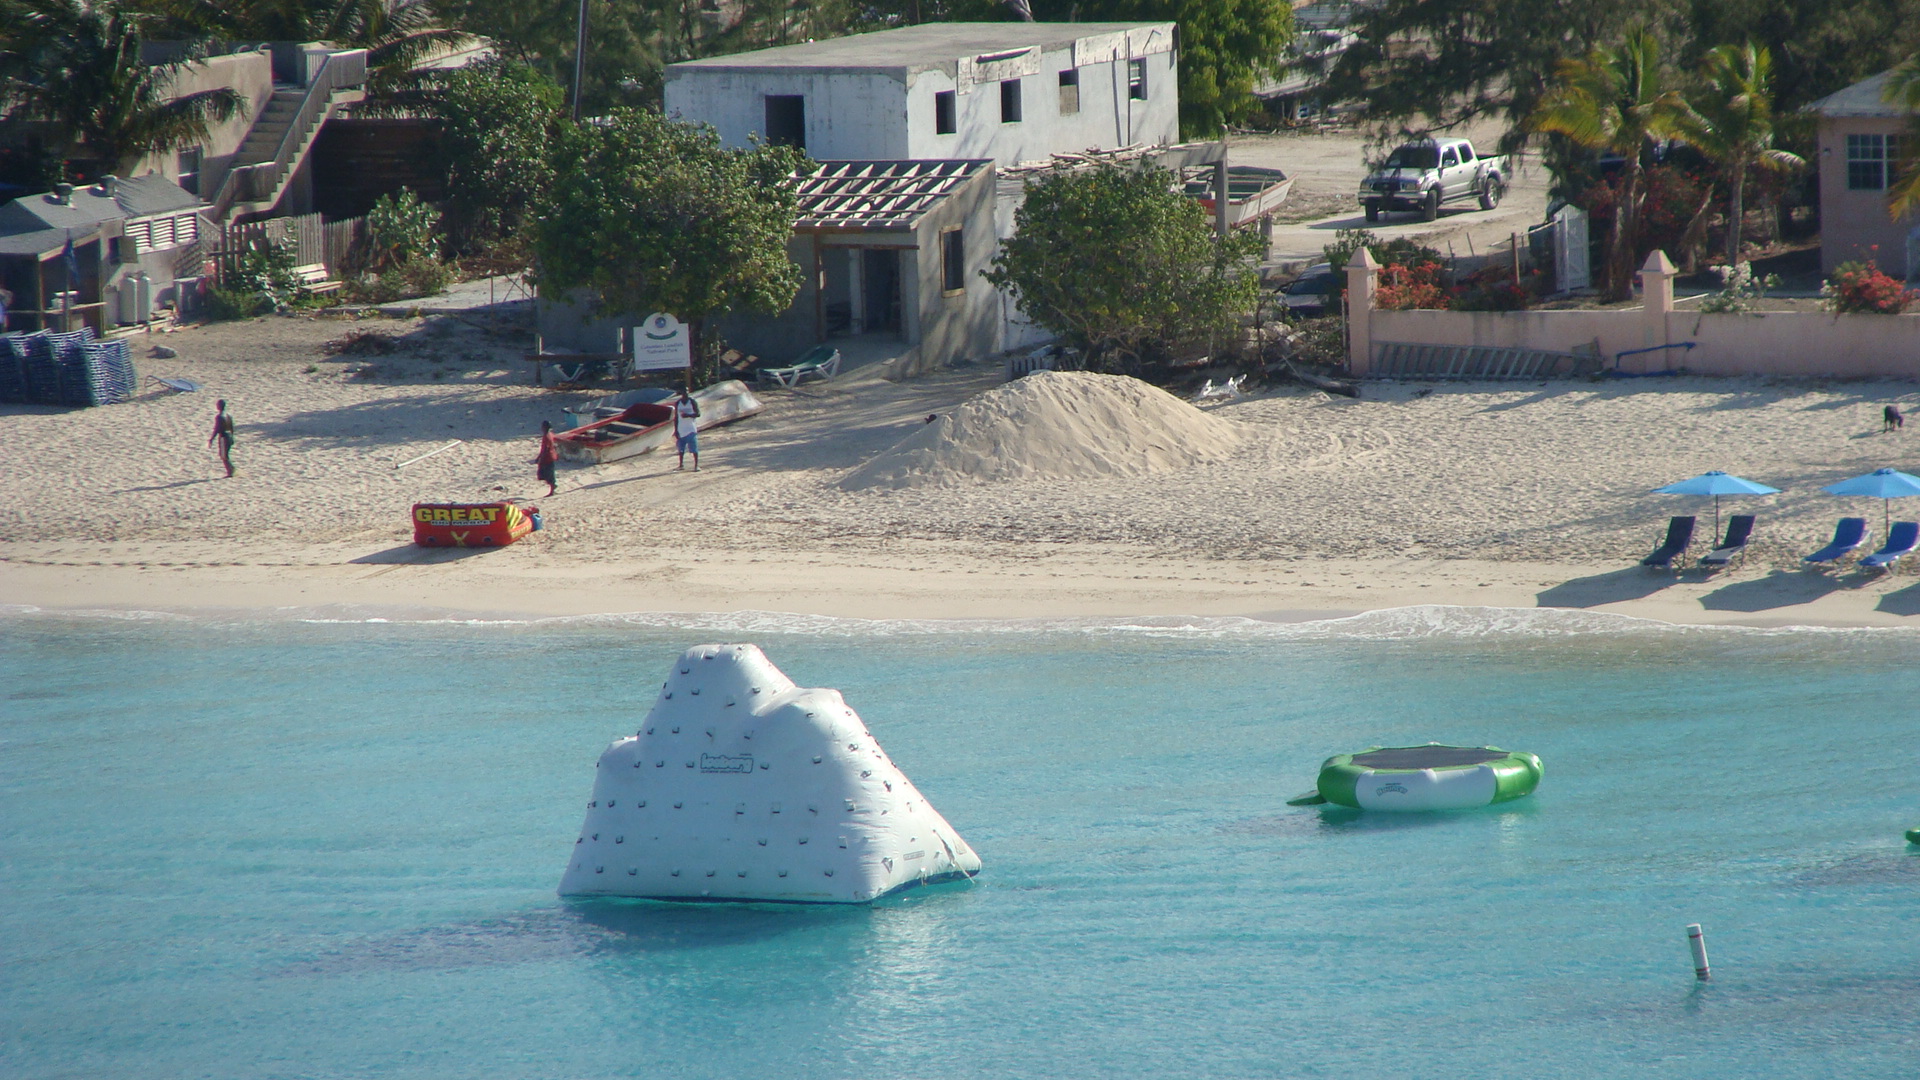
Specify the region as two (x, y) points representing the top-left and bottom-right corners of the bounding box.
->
(663, 22), (1180, 167)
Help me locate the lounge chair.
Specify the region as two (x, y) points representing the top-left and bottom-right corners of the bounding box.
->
(757, 345), (841, 389)
(1641, 516), (1696, 568)
(1803, 517), (1869, 565)
(146, 375), (201, 393)
(1698, 514), (1756, 567)
(1859, 520), (1919, 570)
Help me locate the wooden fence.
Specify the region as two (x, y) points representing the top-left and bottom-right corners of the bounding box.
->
(214, 212), (367, 282)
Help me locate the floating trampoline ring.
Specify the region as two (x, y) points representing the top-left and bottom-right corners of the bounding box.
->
(1307, 743), (1543, 811)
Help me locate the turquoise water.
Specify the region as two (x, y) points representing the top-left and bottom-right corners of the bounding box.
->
(3, 606), (1918, 1079)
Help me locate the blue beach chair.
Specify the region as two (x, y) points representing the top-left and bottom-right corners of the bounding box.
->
(1641, 516), (1695, 568)
(1803, 517), (1869, 565)
(1698, 515), (1756, 568)
(1859, 521), (1919, 570)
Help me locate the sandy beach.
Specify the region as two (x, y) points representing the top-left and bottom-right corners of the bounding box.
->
(7, 308), (1920, 627)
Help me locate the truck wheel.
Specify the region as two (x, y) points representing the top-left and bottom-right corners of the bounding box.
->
(1421, 189), (1439, 222)
(1363, 200), (1379, 223)
(1478, 177), (1504, 211)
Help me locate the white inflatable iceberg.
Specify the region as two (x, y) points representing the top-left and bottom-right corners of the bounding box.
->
(559, 644), (982, 903)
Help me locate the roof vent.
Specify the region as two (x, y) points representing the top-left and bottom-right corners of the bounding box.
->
(50, 183), (73, 205)
(97, 175), (119, 198)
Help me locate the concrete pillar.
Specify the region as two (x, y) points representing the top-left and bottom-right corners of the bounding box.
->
(1346, 248), (1380, 375)
(1639, 249), (1675, 373)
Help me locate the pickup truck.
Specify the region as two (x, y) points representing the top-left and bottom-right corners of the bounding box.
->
(1357, 138), (1509, 223)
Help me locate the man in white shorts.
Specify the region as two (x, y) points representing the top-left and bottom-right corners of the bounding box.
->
(674, 388), (701, 470)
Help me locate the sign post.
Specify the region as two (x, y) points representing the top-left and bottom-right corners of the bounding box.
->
(632, 312), (691, 388)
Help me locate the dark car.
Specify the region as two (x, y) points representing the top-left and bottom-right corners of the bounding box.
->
(1280, 263), (1341, 318)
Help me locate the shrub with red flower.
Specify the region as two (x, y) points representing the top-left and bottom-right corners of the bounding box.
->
(1451, 264), (1545, 311)
(1374, 260), (1450, 310)
(1823, 256), (1917, 314)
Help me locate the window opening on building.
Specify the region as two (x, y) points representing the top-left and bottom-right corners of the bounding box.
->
(1058, 69), (1079, 115)
(1848, 133), (1901, 191)
(1128, 59), (1148, 100)
(942, 227), (965, 293)
(1000, 79), (1022, 123)
(765, 95), (806, 149)
(176, 147), (202, 196)
(935, 90), (956, 134)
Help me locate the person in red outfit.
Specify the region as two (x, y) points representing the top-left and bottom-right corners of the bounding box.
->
(535, 420), (558, 496)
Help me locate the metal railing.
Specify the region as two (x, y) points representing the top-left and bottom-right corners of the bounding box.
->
(206, 48), (367, 221)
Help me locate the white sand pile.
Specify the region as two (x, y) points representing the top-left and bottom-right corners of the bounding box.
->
(840, 370), (1241, 491)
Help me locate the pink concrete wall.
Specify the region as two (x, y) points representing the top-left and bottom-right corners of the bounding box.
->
(1370, 307), (1920, 378)
(1818, 115), (1919, 278)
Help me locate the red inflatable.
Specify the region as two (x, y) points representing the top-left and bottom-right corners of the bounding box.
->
(412, 501), (540, 547)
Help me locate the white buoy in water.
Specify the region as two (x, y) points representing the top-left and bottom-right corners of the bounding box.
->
(1687, 923), (1711, 980)
(558, 644), (982, 904)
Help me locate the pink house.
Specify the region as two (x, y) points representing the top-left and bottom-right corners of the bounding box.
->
(1809, 70), (1919, 279)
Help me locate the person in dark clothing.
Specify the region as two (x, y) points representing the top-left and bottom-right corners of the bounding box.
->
(536, 420), (558, 496)
(208, 399), (235, 477)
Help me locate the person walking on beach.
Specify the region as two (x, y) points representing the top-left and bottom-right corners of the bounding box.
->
(535, 420), (558, 496)
(674, 388), (701, 471)
(207, 399), (235, 477)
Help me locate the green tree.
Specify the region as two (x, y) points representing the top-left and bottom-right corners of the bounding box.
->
(1322, 0), (1661, 154)
(1882, 54), (1920, 220)
(983, 163), (1263, 372)
(365, 59), (562, 253)
(1685, 0), (1920, 114)
(145, 0), (471, 92)
(1530, 28), (1689, 301)
(1673, 43), (1803, 263)
(1034, 0), (1294, 137)
(0, 0), (242, 181)
(533, 109), (808, 361)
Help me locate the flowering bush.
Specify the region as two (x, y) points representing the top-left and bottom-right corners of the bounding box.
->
(1823, 256), (1917, 314)
(1698, 260), (1780, 314)
(1374, 260), (1450, 309)
(1451, 264), (1543, 311)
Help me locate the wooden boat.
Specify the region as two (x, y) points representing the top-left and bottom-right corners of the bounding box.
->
(554, 379), (765, 465)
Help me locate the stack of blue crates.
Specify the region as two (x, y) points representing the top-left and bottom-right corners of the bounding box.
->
(0, 327), (134, 406)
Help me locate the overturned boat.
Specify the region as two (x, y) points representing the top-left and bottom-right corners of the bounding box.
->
(554, 379), (764, 465)
(559, 644), (982, 904)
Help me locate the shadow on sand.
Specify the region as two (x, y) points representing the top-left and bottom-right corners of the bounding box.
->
(1697, 570), (1855, 612)
(1536, 567), (1679, 608)
(351, 544), (497, 566)
(1874, 579), (1920, 616)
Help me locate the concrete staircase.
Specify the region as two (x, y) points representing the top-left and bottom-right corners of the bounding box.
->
(206, 49), (367, 222)
(231, 88), (307, 170)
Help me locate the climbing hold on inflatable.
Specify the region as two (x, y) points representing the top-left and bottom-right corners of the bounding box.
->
(559, 644), (982, 904)
(1301, 743), (1542, 811)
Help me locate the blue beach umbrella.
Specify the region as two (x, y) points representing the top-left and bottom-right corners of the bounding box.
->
(1652, 471), (1782, 536)
(1821, 467), (1920, 532)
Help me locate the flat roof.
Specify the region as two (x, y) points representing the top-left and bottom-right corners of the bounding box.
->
(668, 22), (1174, 75)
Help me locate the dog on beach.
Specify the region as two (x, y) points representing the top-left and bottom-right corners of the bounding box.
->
(1886, 404), (1904, 433)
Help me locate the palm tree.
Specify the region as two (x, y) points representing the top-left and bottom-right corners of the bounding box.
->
(1882, 54), (1920, 220)
(1531, 28), (1689, 301)
(1674, 43), (1803, 265)
(158, 0), (473, 93)
(0, 0), (242, 182)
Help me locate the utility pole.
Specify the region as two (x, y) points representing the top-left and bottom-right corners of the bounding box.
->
(571, 0), (589, 121)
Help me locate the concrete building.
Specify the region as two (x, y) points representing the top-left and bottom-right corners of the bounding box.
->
(540, 159), (1000, 371)
(1808, 71), (1920, 279)
(664, 22), (1180, 167)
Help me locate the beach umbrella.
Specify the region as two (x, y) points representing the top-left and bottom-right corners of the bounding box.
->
(1651, 471), (1782, 536)
(1821, 467), (1920, 532)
